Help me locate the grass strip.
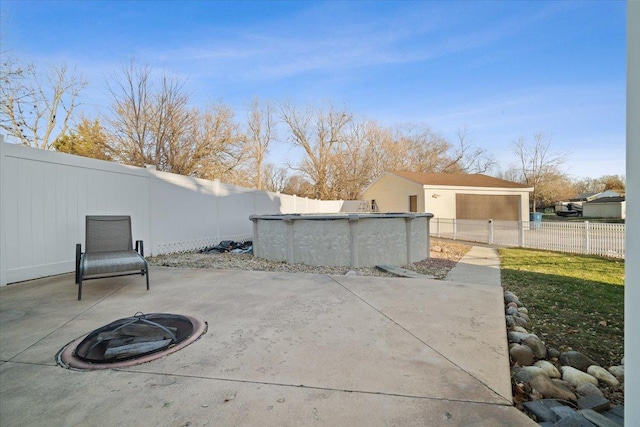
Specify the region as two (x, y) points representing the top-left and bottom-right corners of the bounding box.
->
(499, 248), (624, 367)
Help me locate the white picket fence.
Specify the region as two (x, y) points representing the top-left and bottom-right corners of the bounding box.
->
(431, 218), (625, 258)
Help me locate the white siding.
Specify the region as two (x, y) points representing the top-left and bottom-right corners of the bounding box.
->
(361, 173), (424, 212)
(583, 202), (625, 219)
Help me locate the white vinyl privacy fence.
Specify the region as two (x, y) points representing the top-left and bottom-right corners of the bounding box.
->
(0, 141), (358, 286)
(431, 218), (625, 258)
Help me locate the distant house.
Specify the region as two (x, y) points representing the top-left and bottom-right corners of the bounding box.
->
(556, 190), (623, 217)
(583, 196), (626, 219)
(361, 172), (533, 222)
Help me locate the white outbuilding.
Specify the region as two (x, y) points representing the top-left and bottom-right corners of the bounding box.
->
(583, 196), (626, 219)
(361, 172), (533, 222)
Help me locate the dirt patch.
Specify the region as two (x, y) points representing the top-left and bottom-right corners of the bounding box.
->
(407, 240), (472, 278)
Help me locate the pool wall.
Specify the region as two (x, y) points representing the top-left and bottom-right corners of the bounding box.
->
(249, 213), (433, 267)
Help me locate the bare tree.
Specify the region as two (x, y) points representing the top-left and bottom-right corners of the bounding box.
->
(106, 59), (153, 166)
(571, 175), (625, 196)
(245, 99), (275, 190)
(390, 123), (451, 173)
(600, 175), (625, 192)
(106, 59), (243, 179)
(149, 75), (198, 174)
(279, 101), (352, 199)
(572, 177), (605, 195)
(193, 103), (244, 181)
(0, 56), (86, 149)
(282, 173), (314, 197)
(261, 164), (289, 193)
(535, 171), (576, 209)
(497, 166), (523, 183)
(363, 122), (396, 178)
(512, 133), (568, 212)
(331, 119), (380, 199)
(440, 128), (495, 173)
(287, 119), (497, 200)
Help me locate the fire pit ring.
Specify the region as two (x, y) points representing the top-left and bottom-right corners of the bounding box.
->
(56, 313), (207, 370)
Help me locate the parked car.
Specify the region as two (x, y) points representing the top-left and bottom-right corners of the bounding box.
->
(555, 201), (583, 217)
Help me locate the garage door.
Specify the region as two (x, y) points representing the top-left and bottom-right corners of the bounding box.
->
(456, 194), (519, 220)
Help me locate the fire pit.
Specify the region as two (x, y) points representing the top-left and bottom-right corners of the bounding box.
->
(56, 312), (207, 370)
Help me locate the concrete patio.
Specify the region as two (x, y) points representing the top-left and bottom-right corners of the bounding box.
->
(0, 263), (535, 426)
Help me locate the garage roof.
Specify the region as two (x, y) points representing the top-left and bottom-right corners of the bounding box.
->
(391, 172), (532, 189)
(585, 196), (625, 204)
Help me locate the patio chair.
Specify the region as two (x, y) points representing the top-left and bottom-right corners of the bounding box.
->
(75, 215), (149, 300)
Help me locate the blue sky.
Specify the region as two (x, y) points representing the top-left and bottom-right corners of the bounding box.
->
(1, 0), (626, 179)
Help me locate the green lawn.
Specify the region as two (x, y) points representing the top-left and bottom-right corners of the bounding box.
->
(500, 248), (624, 367)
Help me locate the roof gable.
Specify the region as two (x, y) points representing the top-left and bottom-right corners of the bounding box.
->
(390, 172), (531, 189)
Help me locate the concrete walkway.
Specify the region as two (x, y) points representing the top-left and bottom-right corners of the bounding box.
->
(445, 246), (502, 287)
(0, 266), (534, 426)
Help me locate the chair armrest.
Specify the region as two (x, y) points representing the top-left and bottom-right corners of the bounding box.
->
(75, 243), (82, 284)
(136, 240), (144, 257)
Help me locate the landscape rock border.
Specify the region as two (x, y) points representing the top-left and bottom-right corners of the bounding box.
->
(504, 290), (624, 426)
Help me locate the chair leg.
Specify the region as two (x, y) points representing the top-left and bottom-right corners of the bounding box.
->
(78, 276), (83, 301)
(75, 244), (82, 284)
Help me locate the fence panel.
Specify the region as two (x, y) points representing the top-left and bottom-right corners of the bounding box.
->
(150, 170), (220, 254)
(0, 141), (352, 285)
(430, 217), (625, 258)
(492, 220), (521, 247)
(1, 143), (151, 284)
(589, 222), (625, 258)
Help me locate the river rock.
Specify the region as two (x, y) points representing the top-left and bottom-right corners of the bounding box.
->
(587, 365), (620, 387)
(547, 348), (560, 359)
(513, 366), (546, 383)
(516, 312), (530, 322)
(530, 375), (577, 401)
(504, 290), (518, 301)
(505, 315), (515, 328)
(507, 331), (529, 344)
(608, 365), (624, 380)
(534, 360), (561, 379)
(561, 366), (598, 387)
(551, 378), (574, 390)
(513, 326), (528, 334)
(523, 335), (547, 359)
(506, 302), (518, 309)
(513, 316), (528, 328)
(517, 307), (529, 314)
(505, 306), (519, 316)
(560, 351), (598, 371)
(575, 382), (604, 398)
(510, 344), (535, 366)
(504, 291), (522, 306)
